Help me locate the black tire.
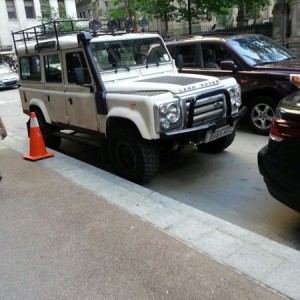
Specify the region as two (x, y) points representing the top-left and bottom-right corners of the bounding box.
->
(197, 129), (236, 154)
(108, 127), (159, 184)
(246, 95), (276, 135)
(33, 109), (61, 149)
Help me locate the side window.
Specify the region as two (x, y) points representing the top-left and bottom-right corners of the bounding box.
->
(44, 54), (62, 83)
(65, 52), (89, 84)
(215, 45), (236, 65)
(20, 56), (41, 81)
(201, 45), (220, 69)
(176, 44), (196, 67)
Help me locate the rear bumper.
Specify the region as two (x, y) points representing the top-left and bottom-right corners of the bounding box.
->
(258, 144), (300, 213)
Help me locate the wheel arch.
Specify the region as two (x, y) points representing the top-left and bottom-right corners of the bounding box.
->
(242, 88), (282, 108)
(106, 108), (156, 140)
(29, 99), (51, 123)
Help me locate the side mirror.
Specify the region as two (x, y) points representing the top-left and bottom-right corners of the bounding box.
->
(220, 60), (237, 71)
(74, 68), (92, 86)
(177, 54), (184, 70)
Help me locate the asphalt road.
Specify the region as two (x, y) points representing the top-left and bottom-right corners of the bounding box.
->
(2, 87), (300, 250)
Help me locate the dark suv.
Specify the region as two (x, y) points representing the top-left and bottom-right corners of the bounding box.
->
(166, 34), (300, 135)
(258, 91), (300, 212)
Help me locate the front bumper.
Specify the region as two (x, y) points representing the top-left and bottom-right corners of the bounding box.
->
(160, 106), (246, 144)
(0, 79), (19, 89)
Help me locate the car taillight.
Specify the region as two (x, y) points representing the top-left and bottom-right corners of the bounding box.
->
(269, 115), (300, 141)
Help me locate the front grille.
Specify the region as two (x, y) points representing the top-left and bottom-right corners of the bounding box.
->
(185, 93), (226, 127)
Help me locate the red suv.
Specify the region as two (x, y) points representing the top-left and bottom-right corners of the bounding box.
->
(166, 34), (300, 135)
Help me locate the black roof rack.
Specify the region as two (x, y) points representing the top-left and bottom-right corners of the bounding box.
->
(12, 17), (148, 55)
(12, 19), (92, 55)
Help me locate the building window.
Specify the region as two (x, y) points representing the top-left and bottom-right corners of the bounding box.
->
(6, 0), (17, 19)
(24, 0), (35, 19)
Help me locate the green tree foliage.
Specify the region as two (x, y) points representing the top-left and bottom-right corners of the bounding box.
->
(96, 0), (272, 35)
(109, 0), (138, 19)
(109, 0), (270, 24)
(39, 0), (82, 32)
(172, 0), (270, 22)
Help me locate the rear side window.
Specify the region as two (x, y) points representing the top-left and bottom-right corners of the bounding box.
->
(19, 56), (41, 81)
(44, 54), (62, 83)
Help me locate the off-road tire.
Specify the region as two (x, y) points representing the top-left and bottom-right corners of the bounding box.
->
(108, 127), (159, 184)
(246, 96), (276, 135)
(197, 129), (236, 154)
(32, 109), (61, 149)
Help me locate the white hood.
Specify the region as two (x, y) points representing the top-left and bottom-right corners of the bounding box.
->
(105, 74), (221, 95)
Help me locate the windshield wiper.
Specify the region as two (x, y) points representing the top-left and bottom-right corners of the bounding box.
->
(282, 56), (298, 61)
(107, 48), (130, 71)
(117, 64), (130, 71)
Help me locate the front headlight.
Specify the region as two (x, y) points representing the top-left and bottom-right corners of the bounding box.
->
(156, 101), (181, 132)
(228, 85), (241, 107)
(290, 74), (300, 88)
(166, 104), (180, 123)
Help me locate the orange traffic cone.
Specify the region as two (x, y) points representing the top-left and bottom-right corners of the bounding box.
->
(23, 112), (54, 161)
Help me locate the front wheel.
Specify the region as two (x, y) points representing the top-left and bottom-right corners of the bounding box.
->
(197, 129), (236, 154)
(108, 127), (159, 184)
(246, 96), (276, 135)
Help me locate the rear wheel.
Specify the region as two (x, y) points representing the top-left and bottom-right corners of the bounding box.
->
(246, 96), (276, 135)
(32, 109), (61, 149)
(197, 129), (236, 154)
(108, 126), (159, 184)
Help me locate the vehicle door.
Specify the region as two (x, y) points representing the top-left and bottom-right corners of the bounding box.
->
(172, 42), (245, 87)
(201, 43), (252, 92)
(62, 51), (99, 131)
(43, 52), (68, 125)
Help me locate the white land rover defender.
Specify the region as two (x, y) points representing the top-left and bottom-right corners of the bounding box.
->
(13, 18), (245, 184)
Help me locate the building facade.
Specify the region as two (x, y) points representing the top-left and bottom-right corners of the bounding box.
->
(2, 0), (300, 57)
(0, 0), (77, 58)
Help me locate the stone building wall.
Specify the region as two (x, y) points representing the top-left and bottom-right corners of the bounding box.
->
(272, 0), (300, 55)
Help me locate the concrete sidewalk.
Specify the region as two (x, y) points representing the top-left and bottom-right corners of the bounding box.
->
(0, 137), (299, 299)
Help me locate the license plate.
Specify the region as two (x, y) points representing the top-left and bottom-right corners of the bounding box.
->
(205, 126), (234, 143)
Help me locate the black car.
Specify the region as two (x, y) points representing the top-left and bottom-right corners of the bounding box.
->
(258, 91), (300, 212)
(166, 34), (300, 135)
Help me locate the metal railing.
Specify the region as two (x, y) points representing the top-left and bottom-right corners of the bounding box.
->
(197, 22), (273, 38)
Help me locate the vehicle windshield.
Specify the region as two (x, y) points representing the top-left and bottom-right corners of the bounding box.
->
(90, 37), (171, 72)
(227, 35), (298, 66)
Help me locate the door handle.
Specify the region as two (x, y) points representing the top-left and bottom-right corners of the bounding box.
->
(68, 98), (73, 105)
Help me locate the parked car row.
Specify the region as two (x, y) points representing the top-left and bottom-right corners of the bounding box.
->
(165, 33), (300, 212)
(165, 34), (300, 135)
(5, 28), (300, 211)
